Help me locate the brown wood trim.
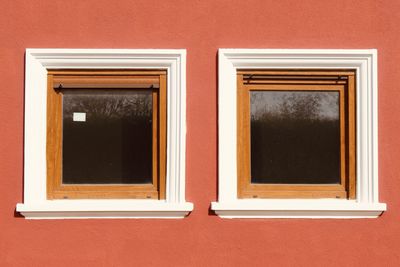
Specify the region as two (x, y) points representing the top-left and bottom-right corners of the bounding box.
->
(246, 184), (345, 191)
(237, 70), (356, 199)
(339, 85), (346, 192)
(245, 84), (345, 91)
(46, 69), (167, 200)
(347, 75), (356, 199)
(47, 74), (63, 200)
(52, 76), (160, 89)
(152, 89), (159, 196)
(51, 183), (159, 200)
(240, 190), (347, 199)
(242, 183), (347, 199)
(237, 74), (246, 198)
(49, 188), (158, 199)
(158, 73), (167, 199)
(243, 80), (348, 85)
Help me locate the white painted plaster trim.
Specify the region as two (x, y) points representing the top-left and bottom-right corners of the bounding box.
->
(17, 49), (192, 219)
(212, 49), (386, 219)
(16, 201), (193, 219)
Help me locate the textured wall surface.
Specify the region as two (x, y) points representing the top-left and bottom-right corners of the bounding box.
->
(1, 1), (399, 266)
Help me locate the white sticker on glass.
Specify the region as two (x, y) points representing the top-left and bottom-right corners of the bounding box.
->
(73, 112), (86, 122)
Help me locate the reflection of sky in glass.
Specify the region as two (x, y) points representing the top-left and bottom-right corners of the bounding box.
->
(250, 91), (339, 121)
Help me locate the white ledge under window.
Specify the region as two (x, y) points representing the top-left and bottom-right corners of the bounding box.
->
(17, 200), (194, 219)
(212, 200), (386, 219)
(17, 49), (193, 219)
(211, 49), (387, 219)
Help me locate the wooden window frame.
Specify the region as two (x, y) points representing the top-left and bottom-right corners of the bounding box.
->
(237, 70), (356, 199)
(46, 70), (167, 200)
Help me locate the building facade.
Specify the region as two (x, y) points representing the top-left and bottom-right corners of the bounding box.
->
(1, 0), (399, 266)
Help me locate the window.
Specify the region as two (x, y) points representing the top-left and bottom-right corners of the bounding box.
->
(17, 49), (193, 219)
(212, 49), (386, 218)
(47, 70), (167, 200)
(237, 70), (356, 199)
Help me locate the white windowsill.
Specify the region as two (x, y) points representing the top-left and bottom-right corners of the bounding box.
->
(17, 201), (193, 219)
(211, 200), (386, 219)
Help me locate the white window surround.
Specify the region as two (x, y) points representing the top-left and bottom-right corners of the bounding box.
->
(211, 48), (387, 219)
(16, 49), (193, 219)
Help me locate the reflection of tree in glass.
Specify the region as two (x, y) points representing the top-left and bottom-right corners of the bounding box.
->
(62, 89), (154, 184)
(250, 91), (341, 184)
(281, 93), (320, 120)
(63, 90), (152, 121)
(251, 91), (338, 122)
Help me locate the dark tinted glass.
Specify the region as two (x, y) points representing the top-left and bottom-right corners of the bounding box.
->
(62, 89), (153, 184)
(250, 91), (340, 184)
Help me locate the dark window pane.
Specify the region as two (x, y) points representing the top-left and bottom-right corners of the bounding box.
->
(250, 91), (340, 184)
(62, 89), (153, 184)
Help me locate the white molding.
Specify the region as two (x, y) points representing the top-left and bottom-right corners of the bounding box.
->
(17, 49), (193, 219)
(212, 48), (386, 219)
(212, 200), (386, 219)
(16, 201), (193, 219)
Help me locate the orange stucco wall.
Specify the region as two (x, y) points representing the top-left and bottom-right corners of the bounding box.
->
(1, 1), (400, 266)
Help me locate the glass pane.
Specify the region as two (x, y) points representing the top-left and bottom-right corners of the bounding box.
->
(62, 89), (153, 184)
(250, 91), (340, 184)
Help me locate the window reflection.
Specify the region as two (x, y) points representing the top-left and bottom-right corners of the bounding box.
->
(250, 91), (341, 184)
(62, 90), (153, 184)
